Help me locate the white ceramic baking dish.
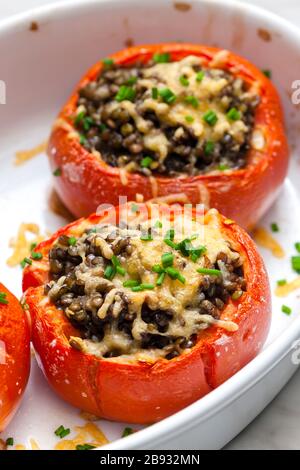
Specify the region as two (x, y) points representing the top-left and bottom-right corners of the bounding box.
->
(1, 0), (300, 450)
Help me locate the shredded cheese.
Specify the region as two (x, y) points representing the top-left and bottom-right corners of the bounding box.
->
(275, 277), (300, 297)
(14, 141), (47, 166)
(252, 227), (285, 258)
(55, 423), (108, 450)
(30, 439), (40, 450)
(15, 444), (26, 450)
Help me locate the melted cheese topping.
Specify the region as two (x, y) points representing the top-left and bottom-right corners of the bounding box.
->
(63, 209), (241, 361)
(134, 55), (251, 159)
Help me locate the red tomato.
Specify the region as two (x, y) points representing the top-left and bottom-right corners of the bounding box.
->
(0, 284), (30, 431)
(23, 204), (271, 424)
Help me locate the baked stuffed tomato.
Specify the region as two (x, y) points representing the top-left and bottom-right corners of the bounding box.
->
(0, 284), (30, 431)
(23, 203), (271, 424)
(48, 43), (289, 228)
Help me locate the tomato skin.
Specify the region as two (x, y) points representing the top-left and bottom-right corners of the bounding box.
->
(23, 205), (271, 424)
(0, 284), (30, 431)
(48, 43), (289, 229)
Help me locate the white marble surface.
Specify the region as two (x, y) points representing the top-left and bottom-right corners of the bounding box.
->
(1, 0), (300, 451)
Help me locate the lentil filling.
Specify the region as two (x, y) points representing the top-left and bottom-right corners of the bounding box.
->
(46, 210), (246, 360)
(74, 53), (260, 176)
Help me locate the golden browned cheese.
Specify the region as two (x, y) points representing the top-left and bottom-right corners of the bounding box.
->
(68, 209), (239, 361)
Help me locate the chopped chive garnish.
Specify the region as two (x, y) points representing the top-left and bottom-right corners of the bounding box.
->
(122, 427), (134, 437)
(204, 141), (215, 156)
(190, 246), (206, 263)
(196, 71), (205, 82)
(152, 264), (164, 274)
(111, 255), (126, 275)
(126, 76), (138, 85)
(103, 58), (114, 66)
(21, 257), (32, 268)
(115, 85), (136, 102)
(79, 134), (87, 145)
(140, 283), (155, 290)
(55, 425), (71, 439)
(82, 116), (94, 132)
(295, 242), (300, 253)
(232, 290), (243, 301)
(76, 444), (96, 450)
(203, 110), (218, 126)
(165, 229), (175, 240)
(158, 88), (177, 104)
(226, 107), (241, 121)
(177, 273), (186, 284)
(156, 272), (165, 286)
(165, 266), (179, 279)
(53, 168), (62, 177)
(5, 437), (14, 446)
(152, 87), (158, 99)
(155, 220), (163, 228)
(218, 163), (229, 171)
(98, 123), (107, 133)
(104, 264), (116, 280)
(179, 75), (189, 87)
(31, 251), (43, 260)
(123, 280), (140, 288)
(131, 285), (143, 292)
(185, 115), (194, 123)
(176, 238), (192, 257)
(153, 52), (170, 63)
(165, 267), (186, 284)
(0, 292), (8, 305)
(131, 203), (139, 213)
(282, 305), (292, 315)
(68, 236), (77, 246)
(271, 222), (279, 233)
(277, 279), (287, 286)
(116, 266), (126, 276)
(262, 69), (272, 79)
(291, 256), (300, 273)
(111, 255), (120, 267)
(164, 239), (177, 249)
(141, 156), (153, 168)
(140, 232), (153, 241)
(197, 268), (222, 276)
(185, 95), (199, 108)
(161, 253), (174, 268)
(74, 110), (85, 126)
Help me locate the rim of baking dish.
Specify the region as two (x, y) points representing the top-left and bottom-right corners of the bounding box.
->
(1, 0), (300, 450)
